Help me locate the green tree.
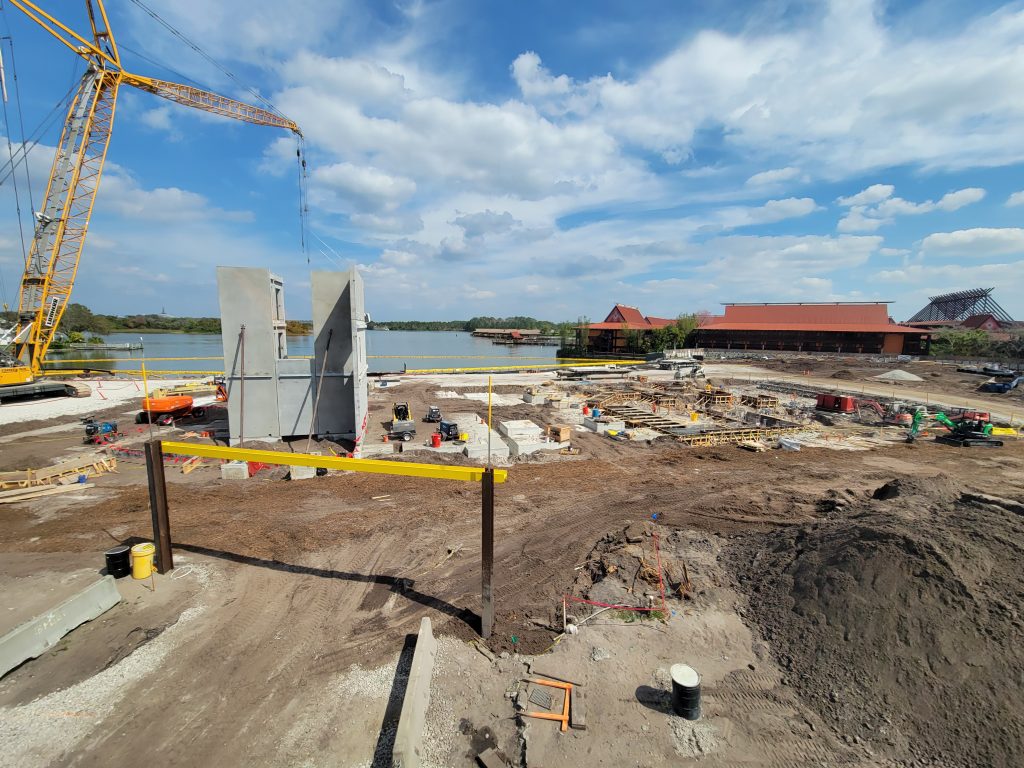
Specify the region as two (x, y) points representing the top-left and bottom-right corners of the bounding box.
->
(930, 329), (993, 357)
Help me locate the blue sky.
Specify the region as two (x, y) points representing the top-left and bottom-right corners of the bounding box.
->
(1, 0), (1024, 322)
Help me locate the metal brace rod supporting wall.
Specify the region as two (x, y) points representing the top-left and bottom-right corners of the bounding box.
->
(145, 440), (504, 637)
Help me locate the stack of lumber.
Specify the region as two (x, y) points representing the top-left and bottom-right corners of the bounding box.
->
(0, 453), (117, 490)
(0, 483), (95, 504)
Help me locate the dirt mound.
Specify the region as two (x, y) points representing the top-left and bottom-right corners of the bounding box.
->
(727, 481), (1024, 767)
(830, 369), (856, 380)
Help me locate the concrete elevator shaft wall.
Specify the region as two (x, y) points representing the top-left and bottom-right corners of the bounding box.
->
(217, 267), (368, 446)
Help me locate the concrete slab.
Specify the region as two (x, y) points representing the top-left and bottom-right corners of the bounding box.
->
(583, 417), (626, 433)
(497, 419), (543, 439)
(0, 574), (121, 677)
(392, 617), (438, 768)
(447, 412), (510, 462)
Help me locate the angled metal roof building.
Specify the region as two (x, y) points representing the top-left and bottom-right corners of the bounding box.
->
(907, 288), (1014, 324)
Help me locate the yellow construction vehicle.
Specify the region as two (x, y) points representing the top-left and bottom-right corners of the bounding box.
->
(0, 0), (301, 399)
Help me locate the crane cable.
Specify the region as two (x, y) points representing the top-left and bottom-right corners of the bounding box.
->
(124, 0), (310, 264)
(0, 38), (27, 310)
(124, 0), (288, 119)
(0, 74), (77, 187)
(297, 137), (309, 264)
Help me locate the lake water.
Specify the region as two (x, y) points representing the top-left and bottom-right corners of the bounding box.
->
(44, 330), (560, 374)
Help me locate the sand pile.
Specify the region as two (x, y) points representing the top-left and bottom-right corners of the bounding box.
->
(728, 478), (1024, 767)
(872, 368), (924, 382)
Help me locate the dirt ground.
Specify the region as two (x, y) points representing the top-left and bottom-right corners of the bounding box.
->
(751, 355), (1024, 410)
(0, 368), (1022, 766)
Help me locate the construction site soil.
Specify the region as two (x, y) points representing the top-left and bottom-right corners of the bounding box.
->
(727, 476), (1024, 767)
(2, 371), (1024, 765)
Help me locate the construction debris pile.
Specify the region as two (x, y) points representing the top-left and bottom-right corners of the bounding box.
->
(727, 477), (1024, 767)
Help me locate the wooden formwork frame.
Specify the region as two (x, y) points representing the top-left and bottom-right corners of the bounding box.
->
(676, 426), (808, 447)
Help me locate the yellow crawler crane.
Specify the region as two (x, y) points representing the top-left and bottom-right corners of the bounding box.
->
(0, 0), (301, 396)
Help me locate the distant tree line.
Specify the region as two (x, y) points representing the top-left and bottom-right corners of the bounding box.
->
(368, 316), (578, 334)
(929, 328), (1024, 359)
(49, 303), (313, 336)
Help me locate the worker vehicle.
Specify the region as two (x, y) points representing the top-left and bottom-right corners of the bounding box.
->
(908, 410), (1002, 447)
(82, 418), (117, 444)
(673, 363), (705, 380)
(0, 0), (301, 401)
(816, 394), (913, 425)
(423, 405), (442, 423)
(135, 395), (206, 425)
(437, 421), (461, 441)
(389, 401), (416, 441)
(979, 375), (1023, 394)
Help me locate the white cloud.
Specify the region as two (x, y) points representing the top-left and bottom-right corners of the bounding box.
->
(313, 162), (416, 213)
(876, 262), (1024, 317)
(1007, 191), (1024, 207)
(920, 227), (1024, 257)
(875, 187), (985, 216)
(838, 206), (888, 233)
(837, 185), (985, 231)
(452, 210), (521, 239)
(745, 167), (802, 187)
(837, 184), (895, 207)
(98, 171), (253, 223)
(513, 4), (1024, 175)
(511, 52), (573, 101)
(137, 106), (181, 140)
(754, 197), (819, 221)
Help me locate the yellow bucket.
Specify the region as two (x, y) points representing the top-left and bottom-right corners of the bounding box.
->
(131, 542), (156, 580)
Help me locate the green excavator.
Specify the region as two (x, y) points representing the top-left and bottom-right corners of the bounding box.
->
(907, 410), (1000, 448)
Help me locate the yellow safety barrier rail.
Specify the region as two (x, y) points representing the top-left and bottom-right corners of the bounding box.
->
(404, 360), (645, 374)
(43, 354), (618, 364)
(160, 441), (508, 483)
(41, 360), (644, 377)
(40, 368), (225, 376)
(42, 356), (225, 363)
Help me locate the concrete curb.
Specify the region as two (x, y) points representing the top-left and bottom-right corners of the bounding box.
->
(0, 575), (121, 678)
(392, 617), (438, 768)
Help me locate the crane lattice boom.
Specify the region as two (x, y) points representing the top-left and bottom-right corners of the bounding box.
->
(2, 0), (300, 383)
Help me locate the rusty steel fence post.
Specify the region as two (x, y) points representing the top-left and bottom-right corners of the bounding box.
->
(144, 439), (173, 574)
(481, 467), (495, 639)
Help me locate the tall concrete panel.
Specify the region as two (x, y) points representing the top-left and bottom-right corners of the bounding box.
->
(217, 267), (286, 444)
(311, 268), (368, 444)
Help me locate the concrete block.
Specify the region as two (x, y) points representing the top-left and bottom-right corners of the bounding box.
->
(392, 617), (438, 768)
(220, 461), (249, 480)
(0, 576), (121, 677)
(570, 688), (587, 730)
(583, 417), (625, 433)
(507, 437), (562, 458)
(289, 464), (317, 480)
(464, 442), (511, 461)
(523, 392), (546, 405)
